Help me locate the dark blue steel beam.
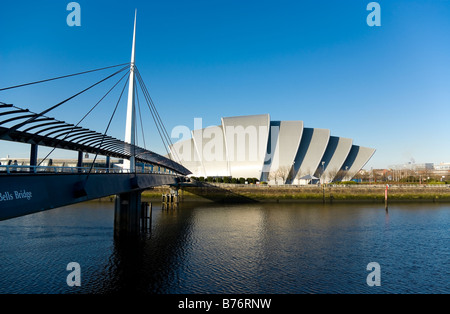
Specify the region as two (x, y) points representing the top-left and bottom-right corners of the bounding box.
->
(0, 173), (179, 221)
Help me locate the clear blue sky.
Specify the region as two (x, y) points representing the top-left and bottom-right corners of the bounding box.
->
(1, 0), (449, 169)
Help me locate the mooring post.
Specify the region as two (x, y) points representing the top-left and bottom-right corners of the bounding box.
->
(140, 201), (152, 232)
(322, 183), (325, 204)
(385, 184), (389, 211)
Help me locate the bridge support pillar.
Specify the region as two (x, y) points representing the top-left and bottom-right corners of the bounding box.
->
(114, 190), (142, 236)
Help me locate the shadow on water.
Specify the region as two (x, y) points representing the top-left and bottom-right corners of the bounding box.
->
(180, 181), (258, 203)
(85, 203), (201, 295)
(1, 201), (448, 294)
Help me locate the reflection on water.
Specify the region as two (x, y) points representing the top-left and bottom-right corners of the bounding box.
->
(0, 201), (448, 294)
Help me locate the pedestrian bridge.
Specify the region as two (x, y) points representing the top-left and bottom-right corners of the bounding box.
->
(0, 98), (190, 226)
(1, 18), (197, 237)
(0, 165), (187, 221)
(0, 13), (194, 234)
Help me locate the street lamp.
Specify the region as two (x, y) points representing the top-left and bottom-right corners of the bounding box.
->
(321, 161), (326, 184)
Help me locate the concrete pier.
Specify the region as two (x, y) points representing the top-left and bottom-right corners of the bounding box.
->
(114, 190), (143, 236)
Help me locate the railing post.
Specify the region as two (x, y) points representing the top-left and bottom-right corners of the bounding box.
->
(30, 144), (38, 173)
(77, 151), (83, 173)
(106, 156), (111, 173)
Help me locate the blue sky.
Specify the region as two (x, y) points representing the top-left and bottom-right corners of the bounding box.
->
(1, 0), (449, 169)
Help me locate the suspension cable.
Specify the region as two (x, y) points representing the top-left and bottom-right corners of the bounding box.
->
(85, 75), (130, 179)
(134, 72), (168, 153)
(8, 65), (130, 133)
(138, 70), (177, 160)
(37, 69), (130, 166)
(135, 80), (146, 150)
(134, 67), (181, 164)
(134, 68), (184, 177)
(0, 63), (130, 92)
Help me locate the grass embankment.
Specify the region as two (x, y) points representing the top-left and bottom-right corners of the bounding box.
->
(142, 184), (450, 203)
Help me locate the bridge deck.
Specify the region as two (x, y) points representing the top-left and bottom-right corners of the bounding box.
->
(0, 103), (191, 176)
(0, 172), (179, 221)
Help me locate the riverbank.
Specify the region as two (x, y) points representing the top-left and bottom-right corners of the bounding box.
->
(141, 183), (450, 203)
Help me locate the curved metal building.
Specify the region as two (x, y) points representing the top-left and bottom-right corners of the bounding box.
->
(169, 114), (375, 184)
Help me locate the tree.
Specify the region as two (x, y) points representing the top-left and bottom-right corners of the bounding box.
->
(326, 167), (340, 183)
(276, 166), (291, 184)
(268, 171), (277, 184)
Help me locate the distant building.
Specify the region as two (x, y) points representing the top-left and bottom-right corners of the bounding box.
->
(389, 162), (434, 171)
(387, 161), (450, 181)
(435, 163), (450, 171)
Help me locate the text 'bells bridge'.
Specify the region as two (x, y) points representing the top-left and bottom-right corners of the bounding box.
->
(0, 13), (190, 234)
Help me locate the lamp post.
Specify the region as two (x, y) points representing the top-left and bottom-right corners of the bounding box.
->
(291, 161), (295, 185)
(321, 161), (326, 184)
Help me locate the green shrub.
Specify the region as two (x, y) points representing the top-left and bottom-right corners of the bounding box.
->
(239, 177), (246, 184)
(246, 177), (259, 184)
(338, 181), (357, 185)
(198, 176), (205, 182)
(231, 178), (238, 184)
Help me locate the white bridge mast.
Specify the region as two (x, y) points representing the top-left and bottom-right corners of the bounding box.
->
(124, 10), (137, 172)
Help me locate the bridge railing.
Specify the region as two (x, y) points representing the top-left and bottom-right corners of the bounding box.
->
(0, 165), (175, 175)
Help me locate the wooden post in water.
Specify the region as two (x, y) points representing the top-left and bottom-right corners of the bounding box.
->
(385, 184), (389, 211)
(140, 202), (152, 232)
(322, 183), (325, 204)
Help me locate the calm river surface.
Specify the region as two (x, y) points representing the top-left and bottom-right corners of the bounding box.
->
(0, 201), (448, 294)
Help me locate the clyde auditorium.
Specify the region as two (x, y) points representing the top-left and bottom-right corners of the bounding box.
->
(169, 114), (375, 184)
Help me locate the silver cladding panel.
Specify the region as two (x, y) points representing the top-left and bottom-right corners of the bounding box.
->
(263, 121), (304, 175)
(341, 146), (376, 181)
(192, 125), (229, 177)
(169, 137), (205, 177)
(222, 114), (270, 179)
(292, 128), (330, 181)
(316, 136), (353, 183)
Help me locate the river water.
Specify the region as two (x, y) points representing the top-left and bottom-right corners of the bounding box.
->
(0, 201), (448, 294)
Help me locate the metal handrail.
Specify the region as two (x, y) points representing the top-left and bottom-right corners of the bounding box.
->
(0, 164), (173, 175)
